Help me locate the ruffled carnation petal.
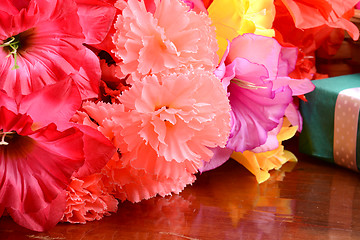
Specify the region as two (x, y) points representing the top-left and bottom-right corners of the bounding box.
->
(62, 174), (118, 224)
(113, 0), (218, 81)
(78, 69), (231, 202)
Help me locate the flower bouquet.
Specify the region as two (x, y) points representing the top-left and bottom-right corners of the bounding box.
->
(0, 0), (358, 232)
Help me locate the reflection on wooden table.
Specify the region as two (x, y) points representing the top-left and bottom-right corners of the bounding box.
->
(1, 137), (360, 239)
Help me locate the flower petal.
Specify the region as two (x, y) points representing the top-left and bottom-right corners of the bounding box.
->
(71, 124), (116, 178)
(0, 108), (84, 214)
(227, 82), (293, 152)
(228, 34), (298, 79)
(200, 147), (233, 173)
(7, 191), (67, 232)
(0, 0), (100, 99)
(75, 0), (116, 45)
(271, 76), (315, 96)
(18, 77), (82, 128)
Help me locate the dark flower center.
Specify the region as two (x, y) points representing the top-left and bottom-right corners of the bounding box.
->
(0, 28), (36, 70)
(0, 130), (35, 160)
(0, 131), (16, 145)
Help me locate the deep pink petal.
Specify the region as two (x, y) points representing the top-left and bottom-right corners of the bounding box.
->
(0, 108), (84, 213)
(7, 0), (30, 11)
(70, 124), (116, 178)
(0, 0), (20, 14)
(182, 0), (208, 13)
(7, 191), (66, 232)
(75, 0), (116, 45)
(222, 57), (269, 89)
(0, 91), (17, 113)
(18, 78), (82, 127)
(0, 205), (4, 216)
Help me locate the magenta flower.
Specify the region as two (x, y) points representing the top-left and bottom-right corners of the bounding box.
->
(202, 34), (311, 172)
(0, 0), (103, 99)
(0, 79), (115, 231)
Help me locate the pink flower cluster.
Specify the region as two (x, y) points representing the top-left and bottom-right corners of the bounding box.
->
(73, 0), (231, 204)
(0, 0), (231, 231)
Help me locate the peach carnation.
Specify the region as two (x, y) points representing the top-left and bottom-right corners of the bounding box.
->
(62, 173), (118, 224)
(113, 0), (218, 82)
(79, 69), (231, 202)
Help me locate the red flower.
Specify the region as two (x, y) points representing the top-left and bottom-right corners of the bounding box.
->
(0, 0), (103, 99)
(0, 79), (115, 231)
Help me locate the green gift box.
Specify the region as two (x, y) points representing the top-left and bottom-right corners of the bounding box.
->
(299, 74), (360, 172)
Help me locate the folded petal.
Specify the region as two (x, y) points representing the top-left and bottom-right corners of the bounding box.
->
(200, 147), (233, 173)
(208, 0), (276, 58)
(71, 124), (116, 178)
(7, 191), (67, 232)
(271, 76), (315, 95)
(18, 78), (82, 127)
(75, 0), (116, 45)
(228, 34), (298, 79)
(284, 102), (303, 131)
(227, 83), (293, 152)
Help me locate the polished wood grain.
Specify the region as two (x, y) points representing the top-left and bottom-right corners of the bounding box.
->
(1, 137), (360, 240)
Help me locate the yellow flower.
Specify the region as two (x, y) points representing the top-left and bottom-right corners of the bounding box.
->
(231, 118), (298, 183)
(208, 0), (276, 59)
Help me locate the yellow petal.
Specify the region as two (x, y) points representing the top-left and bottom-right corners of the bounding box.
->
(208, 0), (276, 59)
(231, 151), (271, 184)
(231, 118), (298, 184)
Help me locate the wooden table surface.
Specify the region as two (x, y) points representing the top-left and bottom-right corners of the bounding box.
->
(1, 137), (360, 240)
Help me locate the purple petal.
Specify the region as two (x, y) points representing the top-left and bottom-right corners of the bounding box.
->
(200, 147), (233, 173)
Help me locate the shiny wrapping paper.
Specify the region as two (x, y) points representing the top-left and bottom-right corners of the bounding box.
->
(299, 74), (360, 172)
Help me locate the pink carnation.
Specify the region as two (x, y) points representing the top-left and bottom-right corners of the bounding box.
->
(113, 0), (218, 82)
(78, 69), (231, 202)
(62, 173), (118, 224)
